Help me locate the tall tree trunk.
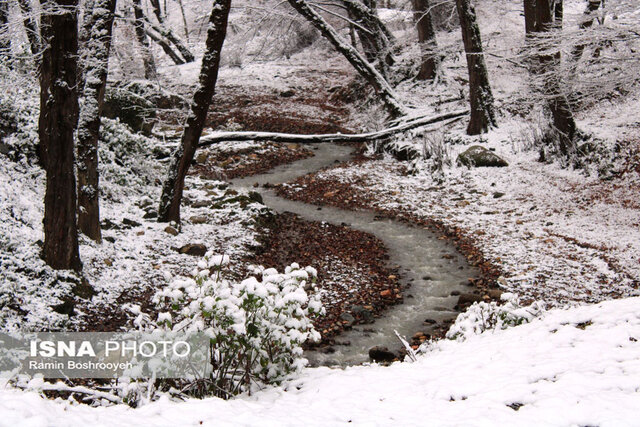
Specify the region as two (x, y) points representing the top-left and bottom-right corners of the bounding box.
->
(19, 0), (41, 56)
(143, 23), (185, 65)
(553, 0), (563, 27)
(158, 0), (231, 223)
(150, 20), (194, 63)
(524, 0), (536, 35)
(412, 0), (438, 81)
(76, 0), (116, 242)
(341, 0), (394, 76)
(131, 4), (190, 65)
(455, 0), (496, 135)
(79, 0), (96, 45)
(149, 0), (163, 23)
(77, 0), (95, 96)
(287, 0), (405, 118)
(132, 0), (157, 79)
(176, 0), (189, 42)
(535, 0), (576, 156)
(39, 0), (81, 270)
(571, 0), (601, 62)
(145, 0), (194, 63)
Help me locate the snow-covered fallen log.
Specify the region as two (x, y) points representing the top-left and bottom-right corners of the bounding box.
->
(198, 109), (468, 147)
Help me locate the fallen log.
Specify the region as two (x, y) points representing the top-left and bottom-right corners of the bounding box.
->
(199, 109), (468, 147)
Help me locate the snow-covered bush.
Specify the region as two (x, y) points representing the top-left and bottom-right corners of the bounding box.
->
(413, 131), (453, 180)
(98, 118), (161, 200)
(445, 293), (545, 342)
(0, 64), (39, 163)
(148, 253), (324, 399)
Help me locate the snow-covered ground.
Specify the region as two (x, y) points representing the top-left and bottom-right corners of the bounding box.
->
(282, 85), (640, 305)
(3, 297), (640, 426)
(2, 0), (640, 423)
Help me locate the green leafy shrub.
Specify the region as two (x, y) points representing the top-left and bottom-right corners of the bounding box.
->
(445, 293), (545, 341)
(147, 253), (324, 399)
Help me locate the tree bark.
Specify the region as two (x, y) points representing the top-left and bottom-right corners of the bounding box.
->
(412, 0), (438, 81)
(287, 0), (406, 118)
(455, 0), (496, 134)
(79, 0), (96, 45)
(150, 21), (195, 63)
(19, 0), (41, 56)
(176, 0), (189, 42)
(158, 0), (231, 223)
(76, 0), (116, 242)
(132, 0), (158, 78)
(143, 23), (185, 65)
(149, 0), (163, 23)
(524, 0), (536, 35)
(39, 0), (81, 270)
(553, 0), (563, 28)
(145, 0), (194, 63)
(571, 0), (601, 62)
(341, 0), (394, 75)
(535, 0), (576, 155)
(130, 0), (185, 65)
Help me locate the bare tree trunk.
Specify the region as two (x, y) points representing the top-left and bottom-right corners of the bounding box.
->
(287, 0), (406, 118)
(524, 0), (536, 35)
(176, 0), (189, 42)
(455, 0), (496, 134)
(19, 0), (40, 56)
(535, 0), (576, 156)
(39, 0), (81, 270)
(412, 0), (438, 81)
(76, 0), (116, 242)
(158, 0), (231, 223)
(145, 0), (194, 63)
(79, 0), (96, 45)
(131, 0), (183, 65)
(553, 0), (562, 27)
(143, 23), (185, 65)
(341, 0), (394, 76)
(149, 0), (163, 23)
(347, 12), (358, 47)
(199, 109), (468, 147)
(77, 0), (95, 96)
(150, 21), (194, 63)
(130, 4), (191, 65)
(132, 0), (157, 78)
(571, 0), (601, 62)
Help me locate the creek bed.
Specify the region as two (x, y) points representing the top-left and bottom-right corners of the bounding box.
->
(232, 143), (478, 366)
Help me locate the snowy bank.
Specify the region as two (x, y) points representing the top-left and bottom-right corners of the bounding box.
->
(2, 297), (639, 426)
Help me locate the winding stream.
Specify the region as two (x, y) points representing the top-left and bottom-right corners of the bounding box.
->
(231, 143), (478, 366)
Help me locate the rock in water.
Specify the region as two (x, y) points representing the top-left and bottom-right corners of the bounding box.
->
(339, 313), (355, 327)
(456, 293), (483, 310)
(457, 145), (508, 168)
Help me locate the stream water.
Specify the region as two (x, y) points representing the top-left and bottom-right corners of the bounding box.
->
(231, 143), (478, 366)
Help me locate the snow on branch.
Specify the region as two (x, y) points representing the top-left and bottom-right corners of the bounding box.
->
(198, 109), (468, 147)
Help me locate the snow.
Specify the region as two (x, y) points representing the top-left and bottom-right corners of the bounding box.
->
(2, 0), (640, 423)
(293, 110), (640, 306)
(2, 297), (640, 425)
